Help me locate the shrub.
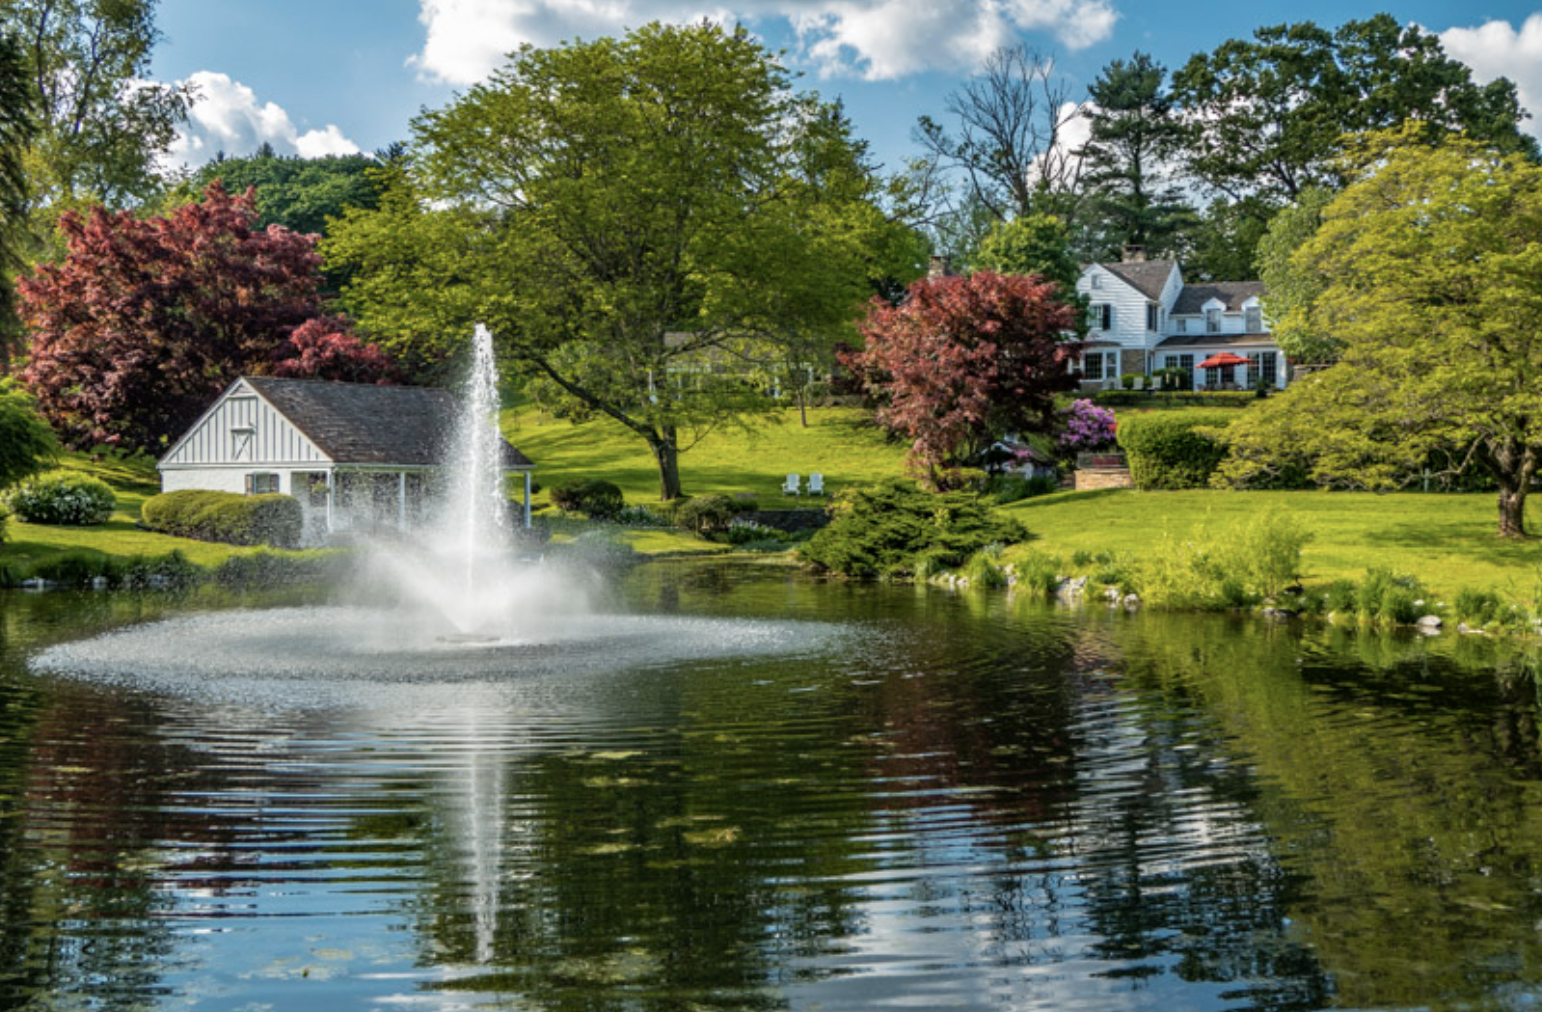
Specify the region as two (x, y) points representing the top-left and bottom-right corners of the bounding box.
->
(6, 470), (116, 525)
(615, 504), (672, 528)
(675, 494), (737, 537)
(1058, 399), (1118, 453)
(141, 489), (303, 548)
(1455, 587), (1505, 626)
(1324, 580), (1358, 614)
(115, 550), (201, 590)
(212, 551), (342, 590)
(549, 479), (624, 520)
(1116, 410), (1236, 490)
(988, 473), (1059, 505)
(1235, 508), (1312, 599)
(797, 480), (1027, 580)
(30, 549), (112, 586)
(1011, 549), (1062, 596)
(962, 551), (1009, 588)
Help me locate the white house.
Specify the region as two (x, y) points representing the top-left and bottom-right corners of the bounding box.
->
(158, 377), (535, 540)
(1073, 249), (1285, 392)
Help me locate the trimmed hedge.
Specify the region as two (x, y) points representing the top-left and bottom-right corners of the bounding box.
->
(1116, 410), (1237, 490)
(141, 489), (303, 548)
(549, 478), (625, 520)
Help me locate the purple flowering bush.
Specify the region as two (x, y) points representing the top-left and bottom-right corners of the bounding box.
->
(1057, 399), (1117, 452)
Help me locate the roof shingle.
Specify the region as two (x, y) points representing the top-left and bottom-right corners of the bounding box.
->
(1100, 259), (1178, 300)
(1172, 281), (1264, 314)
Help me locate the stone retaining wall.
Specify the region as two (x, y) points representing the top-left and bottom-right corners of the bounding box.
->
(1074, 468), (1134, 492)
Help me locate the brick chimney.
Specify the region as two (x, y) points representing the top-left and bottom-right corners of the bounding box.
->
(1122, 244), (1146, 263)
(928, 254), (953, 279)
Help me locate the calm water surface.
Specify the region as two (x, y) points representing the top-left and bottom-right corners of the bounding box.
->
(2, 561), (1541, 1010)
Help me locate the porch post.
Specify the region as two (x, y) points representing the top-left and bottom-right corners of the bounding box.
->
(523, 471), (532, 529)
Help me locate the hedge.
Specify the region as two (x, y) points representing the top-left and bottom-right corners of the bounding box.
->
(6, 470), (116, 525)
(1116, 410), (1237, 490)
(141, 489), (303, 548)
(549, 478), (625, 520)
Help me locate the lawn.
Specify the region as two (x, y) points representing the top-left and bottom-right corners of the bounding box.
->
(500, 402), (908, 504)
(1001, 488), (1542, 603)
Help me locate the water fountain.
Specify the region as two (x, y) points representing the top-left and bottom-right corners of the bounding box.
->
(29, 324), (843, 706)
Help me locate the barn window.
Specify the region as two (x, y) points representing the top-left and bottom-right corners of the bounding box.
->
(245, 473), (280, 495)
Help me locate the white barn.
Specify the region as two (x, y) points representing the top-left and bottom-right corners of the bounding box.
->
(159, 377), (535, 540)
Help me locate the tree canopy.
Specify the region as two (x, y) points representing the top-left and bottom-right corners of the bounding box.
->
(326, 21), (918, 499)
(0, 29), (33, 349)
(844, 270), (1080, 488)
(19, 182), (391, 450)
(1216, 131), (1542, 538)
(168, 147), (387, 237)
(0, 381), (55, 488)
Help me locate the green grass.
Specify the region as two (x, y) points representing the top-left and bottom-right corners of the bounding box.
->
(1000, 488), (1542, 604)
(502, 403), (907, 504)
(1, 451), (311, 572)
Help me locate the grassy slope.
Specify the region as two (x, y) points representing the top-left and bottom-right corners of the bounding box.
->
(501, 403), (908, 504)
(1001, 488), (1542, 602)
(1, 453), (297, 570)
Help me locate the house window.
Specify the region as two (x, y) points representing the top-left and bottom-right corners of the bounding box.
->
(1090, 274), (1101, 289)
(1206, 308), (1222, 334)
(1088, 303), (1112, 331)
(1174, 317), (1187, 334)
(1081, 351), (1104, 379)
(1245, 305), (1262, 332)
(1147, 304), (1159, 331)
(1248, 352), (1278, 388)
(1164, 353), (1195, 390)
(245, 472), (280, 495)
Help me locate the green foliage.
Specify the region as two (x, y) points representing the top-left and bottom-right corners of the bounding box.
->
(1011, 549), (1063, 596)
(988, 473), (1059, 505)
(169, 149), (385, 237)
(797, 479), (1027, 579)
(962, 551), (1009, 588)
(1454, 588), (1505, 627)
(1092, 389), (1254, 409)
(1237, 508), (1313, 599)
(549, 479), (625, 521)
(972, 213), (1084, 315)
(211, 551), (344, 590)
(674, 494), (737, 538)
(6, 469), (114, 524)
(1256, 187), (1337, 364)
(1135, 509), (1311, 610)
(113, 550), (200, 591)
(0, 385), (58, 488)
(1116, 410), (1235, 489)
(141, 490), (303, 548)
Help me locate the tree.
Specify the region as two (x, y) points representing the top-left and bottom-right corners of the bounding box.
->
(970, 212), (1087, 338)
(0, 381), (56, 488)
(18, 182), (390, 450)
(1255, 187), (1335, 363)
(327, 22), (911, 499)
(0, 29), (33, 356)
(1219, 131), (1542, 538)
(844, 270), (1080, 487)
(167, 148), (387, 237)
(1077, 52), (1194, 259)
(916, 45), (1086, 225)
(1172, 16), (1535, 207)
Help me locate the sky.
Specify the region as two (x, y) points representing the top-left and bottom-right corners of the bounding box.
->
(148, 0), (1542, 177)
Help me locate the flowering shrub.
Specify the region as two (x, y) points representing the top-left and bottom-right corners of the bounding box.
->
(1057, 399), (1117, 452)
(6, 470), (116, 525)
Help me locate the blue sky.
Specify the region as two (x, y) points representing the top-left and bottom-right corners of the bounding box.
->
(149, 1), (1542, 176)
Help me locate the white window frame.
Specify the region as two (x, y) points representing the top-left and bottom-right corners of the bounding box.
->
(245, 472), (281, 495)
(1205, 308), (1222, 334)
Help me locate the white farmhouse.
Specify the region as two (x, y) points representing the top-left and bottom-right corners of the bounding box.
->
(1074, 248), (1286, 391)
(158, 376), (535, 540)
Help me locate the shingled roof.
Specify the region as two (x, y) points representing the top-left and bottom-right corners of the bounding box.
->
(1100, 259), (1178, 300)
(244, 377), (532, 469)
(1173, 281), (1265, 314)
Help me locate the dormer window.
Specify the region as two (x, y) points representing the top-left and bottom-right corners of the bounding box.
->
(1175, 317), (1187, 334)
(1206, 308), (1222, 334)
(1245, 305), (1262, 332)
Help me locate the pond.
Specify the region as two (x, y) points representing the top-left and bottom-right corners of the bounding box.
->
(1, 561), (1541, 1010)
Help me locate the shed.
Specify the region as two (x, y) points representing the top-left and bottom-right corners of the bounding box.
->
(158, 377), (534, 539)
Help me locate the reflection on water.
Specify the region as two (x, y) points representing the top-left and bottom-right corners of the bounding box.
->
(1, 565), (1540, 1009)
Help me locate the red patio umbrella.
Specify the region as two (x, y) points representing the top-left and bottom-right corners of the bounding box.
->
(1196, 352), (1249, 369)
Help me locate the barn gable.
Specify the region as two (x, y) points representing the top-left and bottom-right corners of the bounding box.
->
(160, 378), (330, 468)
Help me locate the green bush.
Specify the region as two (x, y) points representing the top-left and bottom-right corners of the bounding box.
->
(674, 494), (737, 537)
(1011, 549), (1063, 596)
(962, 551), (1009, 588)
(1116, 410), (1236, 490)
(0, 501), (8, 545)
(115, 550), (201, 590)
(549, 479), (625, 520)
(989, 473), (1059, 505)
(6, 470), (116, 525)
(1454, 587), (1505, 626)
(141, 490), (303, 548)
(797, 480), (1027, 580)
(212, 551), (342, 590)
(30, 549), (112, 586)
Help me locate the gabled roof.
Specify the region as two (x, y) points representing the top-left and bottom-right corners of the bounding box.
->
(243, 377), (532, 469)
(1099, 259), (1179, 300)
(1173, 281), (1264, 314)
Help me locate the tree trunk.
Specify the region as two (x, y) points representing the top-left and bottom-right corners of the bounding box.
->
(649, 426), (682, 501)
(1490, 437), (1536, 538)
(798, 384), (808, 428)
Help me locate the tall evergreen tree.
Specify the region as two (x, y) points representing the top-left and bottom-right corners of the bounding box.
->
(1077, 52), (1193, 260)
(0, 29), (33, 355)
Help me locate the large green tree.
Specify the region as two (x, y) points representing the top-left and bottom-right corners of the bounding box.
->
(1077, 51), (1193, 260)
(326, 22), (914, 499)
(1217, 131), (1542, 538)
(1255, 187), (1335, 363)
(1172, 15), (1535, 206)
(167, 145), (386, 237)
(0, 29), (33, 353)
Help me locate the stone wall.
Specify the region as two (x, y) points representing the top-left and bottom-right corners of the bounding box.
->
(1074, 468), (1134, 491)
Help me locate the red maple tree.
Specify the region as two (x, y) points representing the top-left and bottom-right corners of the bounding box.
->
(18, 182), (394, 450)
(845, 270), (1080, 487)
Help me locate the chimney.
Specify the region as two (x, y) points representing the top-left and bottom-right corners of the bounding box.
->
(1122, 244), (1146, 263)
(928, 254), (952, 279)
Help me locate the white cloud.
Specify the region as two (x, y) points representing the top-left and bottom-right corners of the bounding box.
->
(163, 71), (362, 169)
(409, 0), (1117, 85)
(1440, 14), (1542, 140)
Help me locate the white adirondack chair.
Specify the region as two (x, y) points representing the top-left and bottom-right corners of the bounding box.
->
(807, 473), (825, 496)
(782, 473), (801, 496)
